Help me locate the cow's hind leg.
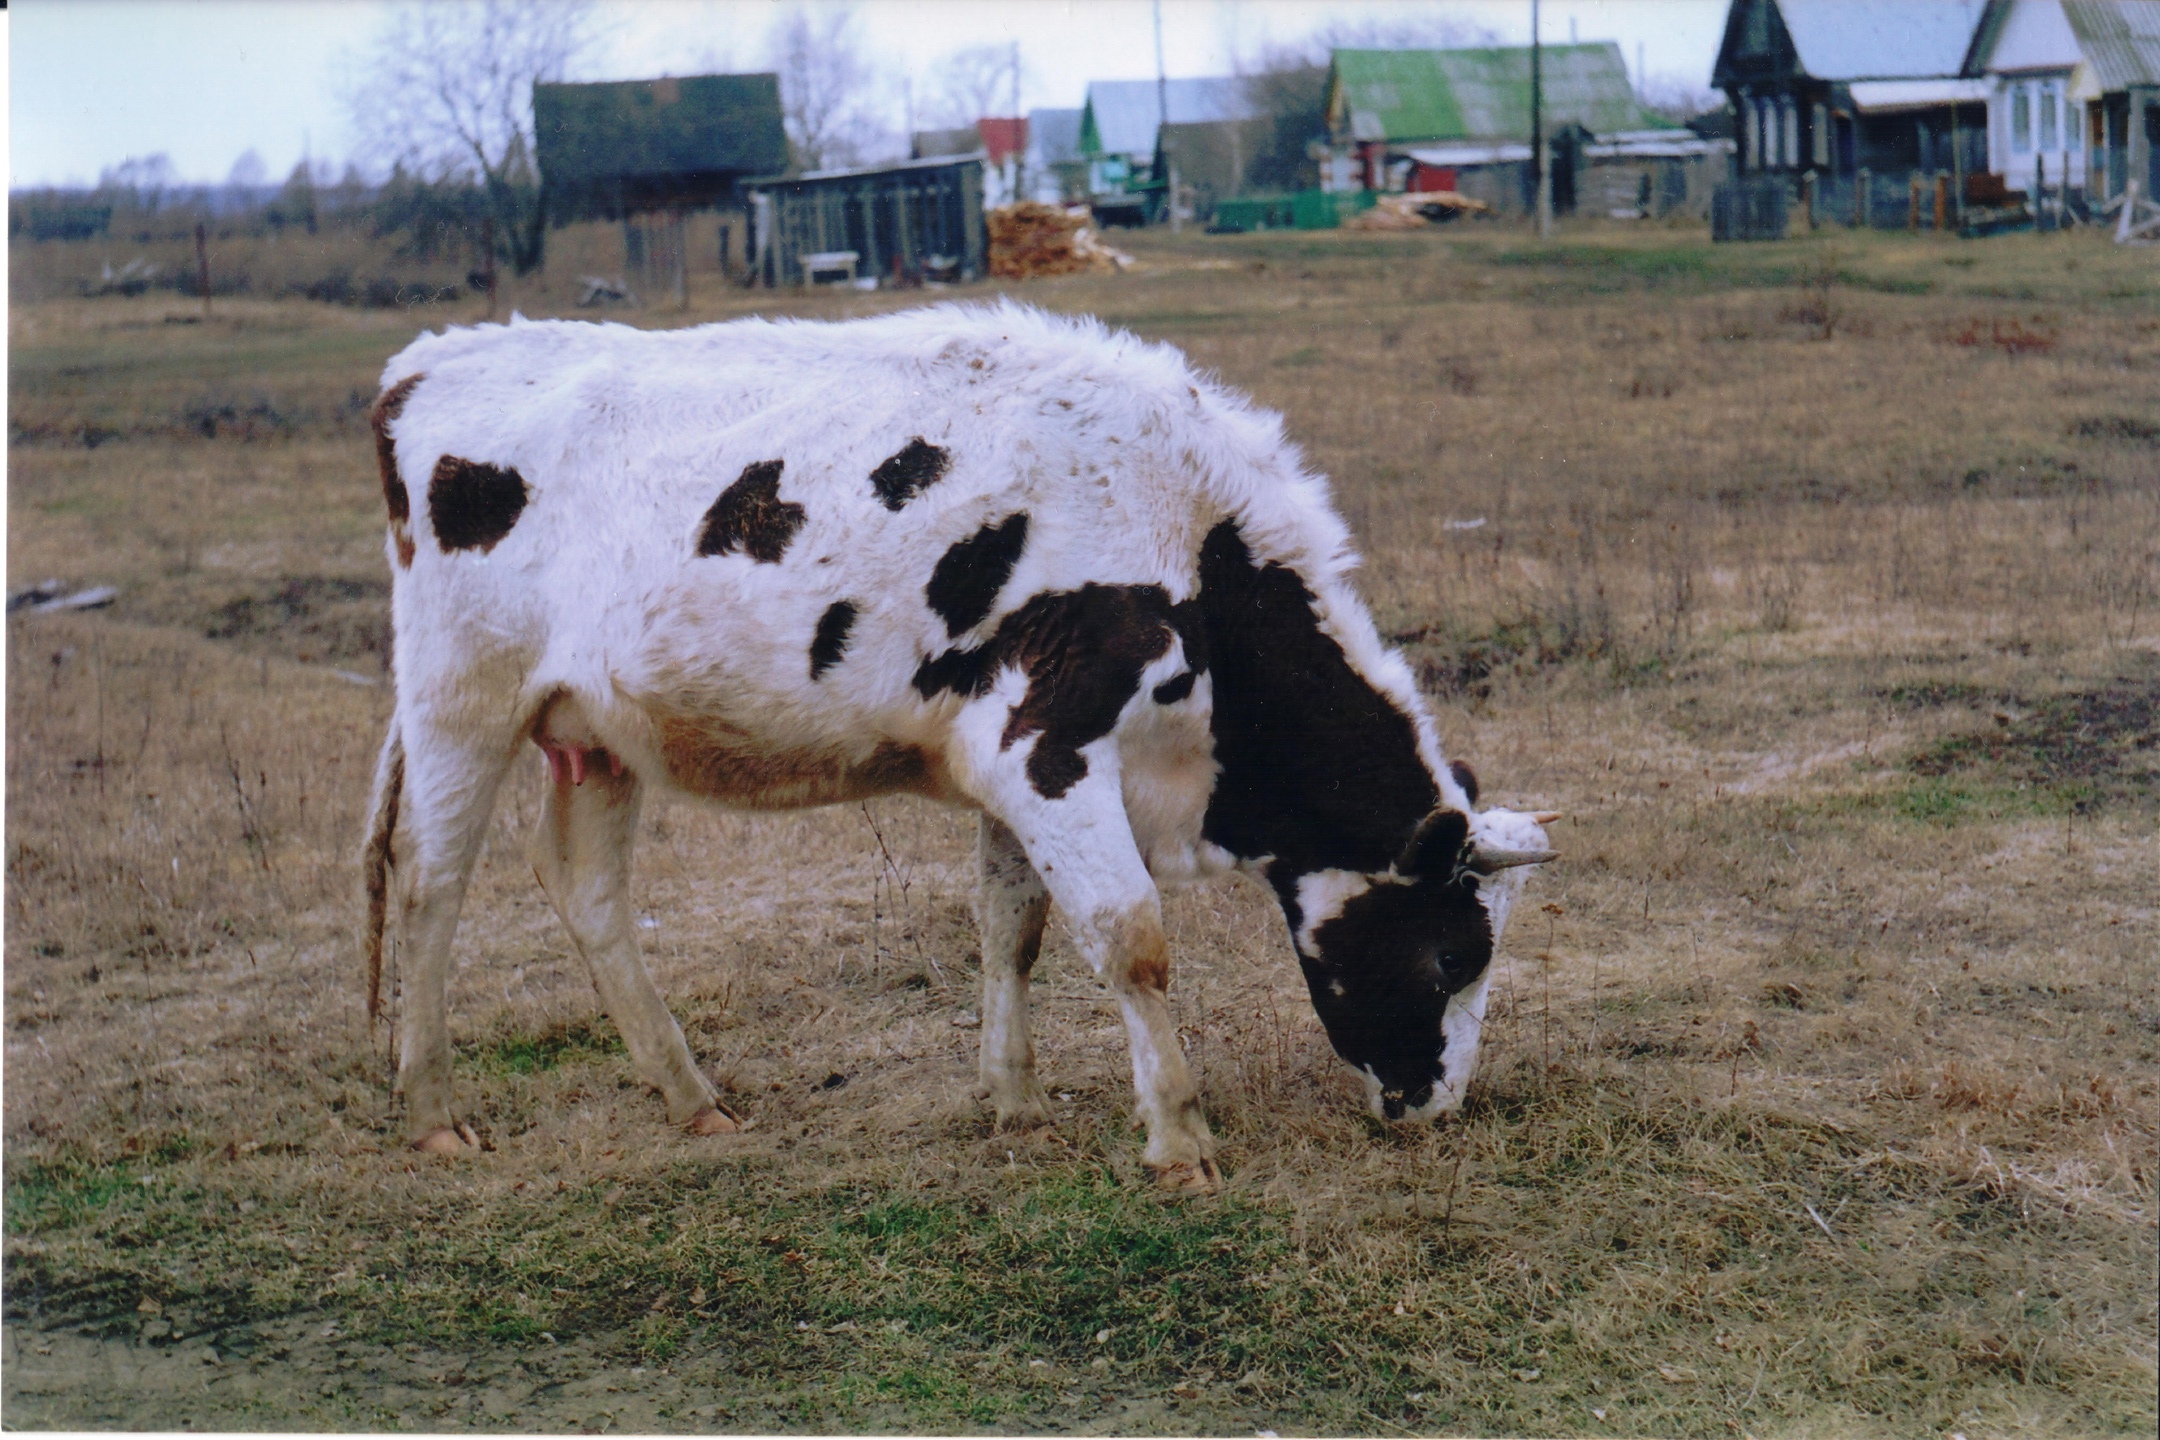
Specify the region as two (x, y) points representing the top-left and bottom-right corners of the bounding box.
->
(394, 724), (517, 1152)
(528, 746), (734, 1135)
(974, 815), (1053, 1129)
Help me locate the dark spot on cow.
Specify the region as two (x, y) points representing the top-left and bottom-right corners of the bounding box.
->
(1194, 519), (1437, 875)
(869, 438), (951, 510)
(1449, 758), (1480, 806)
(925, 512), (1028, 637)
(1152, 672), (1195, 705)
(915, 582), (1177, 799)
(369, 374), (423, 567)
(809, 600), (857, 680)
(428, 455), (528, 554)
(696, 460), (803, 563)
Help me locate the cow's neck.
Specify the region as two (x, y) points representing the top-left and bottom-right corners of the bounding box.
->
(1195, 520), (1438, 881)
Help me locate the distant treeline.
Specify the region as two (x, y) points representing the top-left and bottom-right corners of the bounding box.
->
(11, 166), (518, 268)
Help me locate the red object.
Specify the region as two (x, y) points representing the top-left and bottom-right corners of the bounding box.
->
(978, 117), (1028, 166)
(1409, 164), (1457, 193)
(1358, 142), (1385, 191)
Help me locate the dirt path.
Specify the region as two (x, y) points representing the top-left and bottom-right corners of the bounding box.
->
(0, 1319), (1231, 1433)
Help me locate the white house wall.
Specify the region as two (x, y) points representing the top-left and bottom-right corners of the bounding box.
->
(1984, 0), (2090, 188)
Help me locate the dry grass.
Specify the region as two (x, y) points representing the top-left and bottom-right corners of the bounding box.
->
(6, 221), (2157, 1434)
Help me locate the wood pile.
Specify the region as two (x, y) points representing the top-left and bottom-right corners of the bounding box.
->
(1342, 192), (1492, 230)
(988, 204), (1132, 279)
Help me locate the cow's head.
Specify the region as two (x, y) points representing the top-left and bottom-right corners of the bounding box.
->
(1279, 804), (1553, 1122)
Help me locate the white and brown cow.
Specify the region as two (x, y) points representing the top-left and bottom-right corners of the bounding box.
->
(360, 303), (1553, 1190)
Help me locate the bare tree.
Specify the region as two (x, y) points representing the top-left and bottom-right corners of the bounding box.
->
(925, 43), (1022, 128)
(344, 0), (599, 274)
(768, 6), (892, 171)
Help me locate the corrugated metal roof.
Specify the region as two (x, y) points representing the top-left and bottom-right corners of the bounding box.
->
(1774, 0), (1988, 80)
(1081, 77), (1262, 157)
(2062, 0), (2160, 87)
(1328, 44), (1675, 144)
(1028, 108), (1085, 166)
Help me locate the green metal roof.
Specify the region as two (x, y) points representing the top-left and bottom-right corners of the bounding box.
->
(1327, 44), (1677, 144)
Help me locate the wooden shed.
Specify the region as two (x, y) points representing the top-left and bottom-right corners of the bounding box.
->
(533, 73), (788, 222)
(744, 156), (986, 288)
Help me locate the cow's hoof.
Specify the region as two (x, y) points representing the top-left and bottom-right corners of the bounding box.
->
(411, 1126), (470, 1155)
(686, 1103), (742, 1136)
(992, 1100), (1053, 1132)
(1148, 1157), (1221, 1194)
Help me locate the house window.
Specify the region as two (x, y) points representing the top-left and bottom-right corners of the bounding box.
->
(2011, 83), (2031, 154)
(2039, 79), (2060, 150)
(1744, 98), (1760, 167)
(1813, 103), (1829, 167)
(1783, 100), (1800, 171)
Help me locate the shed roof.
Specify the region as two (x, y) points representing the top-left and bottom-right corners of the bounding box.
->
(1081, 77), (1262, 157)
(1326, 44), (1675, 144)
(1028, 108), (1085, 166)
(2061, 0), (2160, 87)
(533, 73), (787, 219)
(912, 126), (983, 160)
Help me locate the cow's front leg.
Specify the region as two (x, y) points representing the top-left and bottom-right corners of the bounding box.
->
(528, 746), (735, 1135)
(967, 736), (1216, 1192)
(973, 815), (1053, 1129)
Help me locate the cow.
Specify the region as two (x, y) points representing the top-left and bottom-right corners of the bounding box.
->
(360, 303), (1554, 1191)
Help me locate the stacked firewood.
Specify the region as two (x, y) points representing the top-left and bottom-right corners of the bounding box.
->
(988, 204), (1131, 279)
(1342, 192), (1493, 230)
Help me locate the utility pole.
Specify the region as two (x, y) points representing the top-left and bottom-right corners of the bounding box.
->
(1154, 0), (1170, 224)
(1533, 0), (1551, 238)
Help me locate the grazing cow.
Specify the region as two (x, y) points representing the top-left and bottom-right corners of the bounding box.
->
(360, 303), (1553, 1190)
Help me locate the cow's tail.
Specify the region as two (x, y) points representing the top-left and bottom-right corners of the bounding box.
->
(360, 720), (405, 1029)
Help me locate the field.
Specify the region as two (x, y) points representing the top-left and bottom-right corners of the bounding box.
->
(5, 219), (2157, 1435)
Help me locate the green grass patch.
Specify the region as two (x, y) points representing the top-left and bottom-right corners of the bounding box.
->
(467, 1018), (625, 1077)
(6, 1077), (2149, 1433)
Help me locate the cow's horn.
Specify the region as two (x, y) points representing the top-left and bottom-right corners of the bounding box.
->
(1532, 811), (1563, 824)
(1470, 843), (1557, 872)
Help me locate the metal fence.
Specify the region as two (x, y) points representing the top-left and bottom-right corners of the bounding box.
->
(1711, 176), (1789, 242)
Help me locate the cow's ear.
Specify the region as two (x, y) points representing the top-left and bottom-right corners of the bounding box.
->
(1397, 808), (1470, 878)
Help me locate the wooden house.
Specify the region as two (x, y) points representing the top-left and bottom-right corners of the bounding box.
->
(1711, 0), (1990, 225)
(1025, 108), (1088, 203)
(533, 73), (787, 296)
(1968, 0), (2090, 199)
(2056, 0), (2160, 209)
(1324, 45), (1718, 218)
(1079, 77), (1263, 222)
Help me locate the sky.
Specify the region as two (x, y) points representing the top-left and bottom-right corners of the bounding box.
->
(10, 0), (1728, 189)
